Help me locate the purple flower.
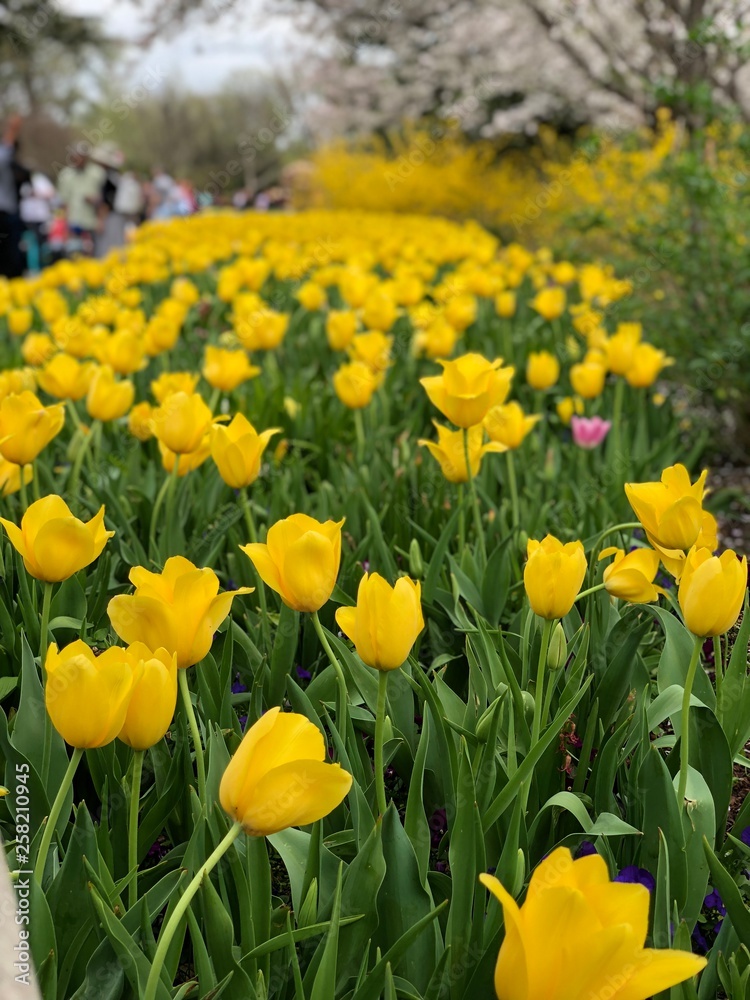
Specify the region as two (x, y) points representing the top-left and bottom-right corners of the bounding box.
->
(575, 840), (597, 858)
(295, 665), (311, 680)
(615, 866), (656, 892)
(704, 888), (726, 915)
(231, 675), (248, 694)
(692, 925), (709, 953)
(740, 826), (750, 847)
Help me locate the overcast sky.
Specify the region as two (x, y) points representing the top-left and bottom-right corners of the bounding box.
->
(60, 0), (312, 93)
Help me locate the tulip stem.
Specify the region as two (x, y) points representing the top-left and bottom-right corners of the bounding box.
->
(677, 635), (703, 808)
(39, 581), (53, 666)
(240, 489), (271, 649)
(209, 387), (222, 413)
(354, 408), (365, 466)
(530, 618), (554, 750)
(374, 670), (389, 817)
(178, 670), (207, 804)
(311, 611), (348, 738)
(506, 450), (520, 528)
(149, 474), (172, 558)
(31, 461), (40, 503)
(68, 420), (97, 499)
(591, 522), (642, 555)
(19, 469), (29, 512)
(575, 582), (607, 602)
(144, 821), (243, 1000)
(128, 750), (144, 910)
(34, 747), (83, 885)
(457, 485), (465, 552)
(463, 429), (487, 565)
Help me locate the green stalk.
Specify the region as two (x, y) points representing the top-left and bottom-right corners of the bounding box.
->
(354, 408), (365, 466)
(530, 618), (554, 750)
(209, 387), (222, 413)
(463, 428), (487, 564)
(713, 635), (723, 705)
(34, 747), (83, 885)
(128, 750), (144, 910)
(609, 376), (625, 466)
(575, 582), (607, 602)
(240, 489), (270, 650)
(178, 670), (206, 804)
(457, 484), (466, 552)
(39, 581), (53, 666)
(677, 635), (703, 807)
(374, 670), (389, 817)
(68, 420), (98, 499)
(143, 822), (243, 1000)
(19, 467), (29, 512)
(31, 461), (41, 503)
(148, 474), (172, 558)
(506, 449), (520, 527)
(311, 610), (348, 739)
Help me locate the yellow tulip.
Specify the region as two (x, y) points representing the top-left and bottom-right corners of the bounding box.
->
(151, 391), (213, 454)
(420, 353), (514, 428)
(241, 513), (343, 613)
(599, 546), (663, 603)
(128, 401), (154, 441)
(21, 332), (56, 367)
(210, 414), (280, 488)
(219, 707), (352, 836)
(297, 281), (328, 312)
(526, 351), (560, 390)
(444, 293), (477, 331)
(414, 317), (458, 359)
(235, 310), (289, 351)
(118, 643), (178, 751)
(348, 331), (393, 373)
(326, 310), (358, 351)
(524, 535), (587, 619)
(0, 458), (32, 497)
(8, 307), (33, 336)
(569, 361), (606, 399)
(555, 395), (584, 426)
(335, 573), (424, 671)
(333, 360), (381, 409)
(484, 402), (540, 450)
(625, 343), (674, 388)
(99, 328), (146, 375)
(678, 546), (747, 636)
(0, 391), (65, 466)
(108, 555), (252, 668)
(605, 324), (642, 375)
(86, 364), (135, 422)
(418, 421), (505, 483)
(625, 464), (707, 565)
(159, 438), (211, 477)
(202, 346), (260, 392)
(150, 371), (200, 403)
(480, 847), (706, 1000)
(531, 286), (566, 321)
(45, 640), (137, 748)
(0, 495), (113, 582)
(362, 289), (398, 332)
(37, 354), (97, 401)
(495, 290), (516, 318)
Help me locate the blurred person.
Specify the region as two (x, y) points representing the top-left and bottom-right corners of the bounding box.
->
(91, 143), (124, 256)
(57, 145), (105, 255)
(149, 166), (175, 216)
(0, 114), (25, 277)
(20, 172), (55, 272)
(113, 168), (146, 238)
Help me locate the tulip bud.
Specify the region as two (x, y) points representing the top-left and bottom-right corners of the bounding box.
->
(547, 622), (568, 670)
(476, 692), (506, 742)
(409, 538), (424, 579)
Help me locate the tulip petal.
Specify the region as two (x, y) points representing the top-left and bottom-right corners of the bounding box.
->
(658, 496), (703, 550)
(108, 594), (179, 655)
(335, 606), (357, 645)
(32, 517), (95, 582)
(479, 874), (529, 1000)
(282, 531), (338, 612)
(0, 517), (29, 561)
(238, 759), (352, 836)
(613, 949), (706, 1000)
(240, 543), (284, 597)
(186, 587), (252, 667)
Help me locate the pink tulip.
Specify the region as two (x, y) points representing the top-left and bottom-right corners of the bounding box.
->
(571, 415), (612, 450)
